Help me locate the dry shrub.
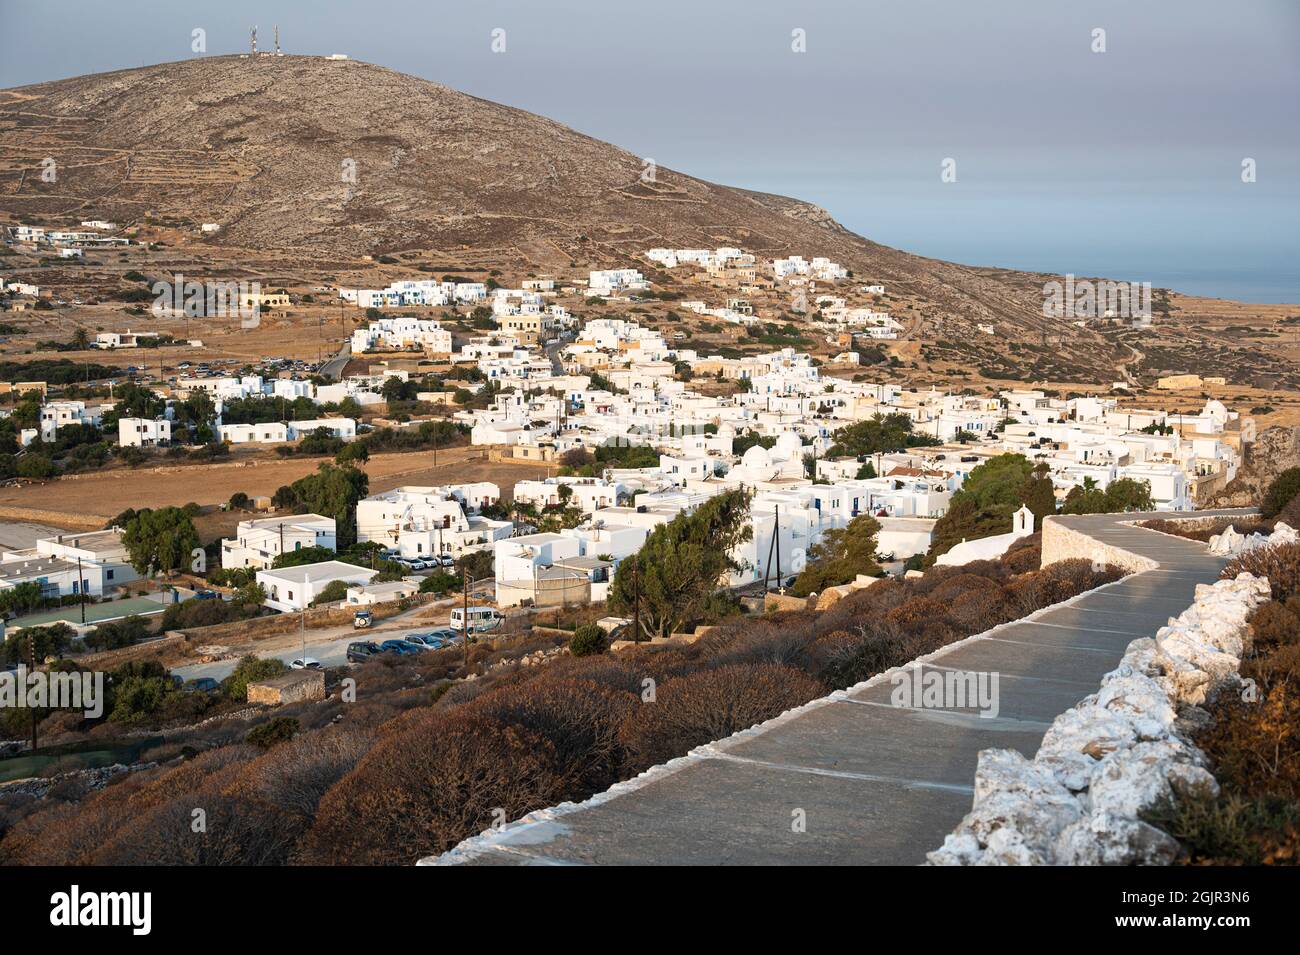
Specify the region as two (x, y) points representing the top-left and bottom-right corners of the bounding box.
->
(118, 744), (259, 813)
(1226, 543), (1300, 603)
(882, 596), (945, 637)
(948, 586), (1010, 632)
(224, 725), (377, 819)
(929, 573), (1004, 604)
(546, 654), (644, 694)
(1006, 559), (1117, 614)
(1274, 493), (1300, 531)
(1200, 684), (1300, 802)
(1001, 532), (1042, 574)
(1141, 516), (1269, 542)
(466, 676), (637, 792)
(298, 712), (564, 865)
(619, 664), (825, 772)
(815, 630), (914, 690)
(1250, 601), (1300, 651)
(92, 792), (301, 865)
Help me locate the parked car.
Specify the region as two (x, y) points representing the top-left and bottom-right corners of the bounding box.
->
(192, 589), (219, 600)
(379, 639), (422, 656)
(290, 658), (322, 670)
(403, 631), (455, 650)
(346, 641), (381, 663)
(435, 554), (455, 567)
(182, 677), (220, 694)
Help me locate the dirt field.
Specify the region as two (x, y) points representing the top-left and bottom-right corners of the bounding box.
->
(0, 447), (551, 530)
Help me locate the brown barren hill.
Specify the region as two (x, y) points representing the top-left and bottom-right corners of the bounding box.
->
(0, 55), (1295, 387)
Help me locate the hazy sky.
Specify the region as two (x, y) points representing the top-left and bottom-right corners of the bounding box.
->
(3, 0), (1298, 301)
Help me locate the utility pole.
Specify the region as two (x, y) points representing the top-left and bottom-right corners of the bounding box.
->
(631, 560), (641, 643)
(76, 556), (86, 624)
(462, 565), (470, 669)
(774, 505), (783, 593)
(26, 630), (37, 751)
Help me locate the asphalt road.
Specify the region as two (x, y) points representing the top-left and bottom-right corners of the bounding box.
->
(318, 341), (352, 381)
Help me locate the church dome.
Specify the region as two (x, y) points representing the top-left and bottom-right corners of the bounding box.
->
(741, 444), (772, 470)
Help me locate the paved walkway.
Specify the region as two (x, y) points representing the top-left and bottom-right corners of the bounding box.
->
(434, 510), (1252, 866)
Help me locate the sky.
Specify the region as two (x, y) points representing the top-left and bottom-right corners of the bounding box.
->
(3, 0), (1298, 302)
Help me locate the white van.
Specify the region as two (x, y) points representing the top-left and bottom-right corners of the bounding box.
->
(450, 606), (504, 633)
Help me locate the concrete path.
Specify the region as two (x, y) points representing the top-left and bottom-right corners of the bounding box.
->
(434, 510), (1252, 866)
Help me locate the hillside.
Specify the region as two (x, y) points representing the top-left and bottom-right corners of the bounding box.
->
(1, 55), (1296, 389)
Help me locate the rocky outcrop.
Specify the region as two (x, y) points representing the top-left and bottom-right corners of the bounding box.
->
(1212, 426), (1300, 507)
(928, 571), (1270, 866)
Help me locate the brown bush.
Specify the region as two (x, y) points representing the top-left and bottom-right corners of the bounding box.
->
(92, 793), (301, 865)
(1200, 684), (1300, 801)
(618, 664), (825, 772)
(929, 572), (1005, 605)
(298, 712), (564, 865)
(1001, 533), (1043, 574)
(224, 726), (377, 819)
(466, 676), (637, 792)
(1006, 559), (1117, 614)
(1250, 601), (1300, 651)
(948, 586), (1010, 632)
(1226, 543), (1300, 603)
(882, 596), (946, 637)
(1140, 516), (1269, 542)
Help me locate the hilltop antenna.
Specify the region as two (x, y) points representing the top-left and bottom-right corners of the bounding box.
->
(250, 26), (258, 55)
(275, 25), (281, 55)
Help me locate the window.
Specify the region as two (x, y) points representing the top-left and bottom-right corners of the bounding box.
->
(106, 569), (114, 580)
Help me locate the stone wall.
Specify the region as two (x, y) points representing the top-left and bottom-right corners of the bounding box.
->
(1040, 516), (1158, 573)
(928, 571), (1269, 865)
(247, 669), (326, 705)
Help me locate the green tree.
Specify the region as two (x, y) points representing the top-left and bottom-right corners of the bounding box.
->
(310, 579), (351, 606)
(926, 453), (1038, 563)
(791, 514), (882, 596)
(335, 441), (369, 465)
(222, 655), (289, 701)
(0, 582), (43, 618)
(1262, 467), (1300, 518)
(122, 506), (200, 576)
(1, 623), (76, 663)
(104, 382), (165, 425)
(1102, 477), (1154, 513)
(287, 464), (369, 547)
(1018, 462), (1058, 525)
(569, 623), (607, 656)
(828, 413), (939, 458)
(1061, 477), (1109, 515)
(15, 454), (57, 479)
(608, 489), (753, 639)
(271, 545), (338, 569)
